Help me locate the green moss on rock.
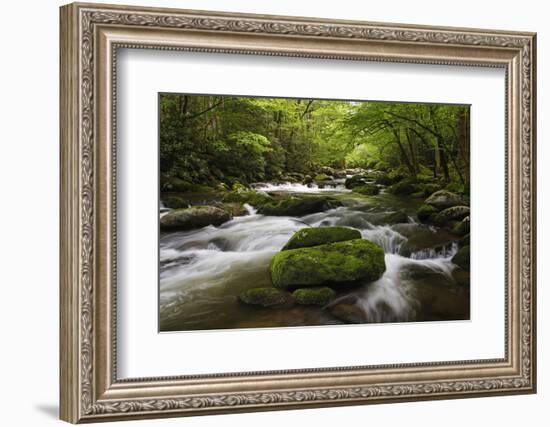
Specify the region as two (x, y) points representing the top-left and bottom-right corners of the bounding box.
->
(387, 179), (419, 195)
(452, 245), (470, 270)
(270, 239), (386, 289)
(292, 287), (336, 306)
(282, 226), (361, 251)
(314, 173), (331, 182)
(258, 196), (342, 216)
(222, 190), (273, 207)
(352, 184), (380, 196)
(417, 204), (439, 222)
(239, 287), (288, 307)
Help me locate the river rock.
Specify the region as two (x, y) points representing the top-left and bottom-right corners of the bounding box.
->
(270, 239), (386, 289)
(314, 173), (332, 182)
(345, 174), (373, 189)
(223, 190), (273, 207)
(160, 206), (231, 231)
(292, 287), (336, 306)
(382, 209), (409, 224)
(239, 287), (288, 307)
(352, 184), (380, 196)
(435, 205), (470, 223)
(257, 195), (342, 216)
(452, 245), (470, 270)
(387, 179), (419, 195)
(452, 216), (470, 236)
(425, 190), (465, 210)
(416, 204), (438, 222)
(282, 226), (361, 251)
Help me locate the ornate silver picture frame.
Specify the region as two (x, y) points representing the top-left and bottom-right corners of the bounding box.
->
(60, 2), (536, 423)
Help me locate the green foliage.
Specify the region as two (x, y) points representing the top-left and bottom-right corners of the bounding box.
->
(160, 94), (470, 192)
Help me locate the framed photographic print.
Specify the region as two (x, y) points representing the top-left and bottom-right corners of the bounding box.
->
(60, 2), (537, 423)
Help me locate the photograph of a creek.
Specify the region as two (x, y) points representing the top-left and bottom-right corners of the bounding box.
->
(159, 94), (471, 332)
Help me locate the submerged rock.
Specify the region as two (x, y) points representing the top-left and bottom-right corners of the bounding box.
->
(292, 287), (336, 306)
(452, 245), (470, 270)
(425, 190), (465, 210)
(160, 206), (231, 231)
(330, 302), (367, 324)
(282, 226), (361, 251)
(270, 239), (386, 289)
(239, 287), (288, 307)
(352, 184), (380, 196)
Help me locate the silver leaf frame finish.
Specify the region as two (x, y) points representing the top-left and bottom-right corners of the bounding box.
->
(60, 2), (537, 423)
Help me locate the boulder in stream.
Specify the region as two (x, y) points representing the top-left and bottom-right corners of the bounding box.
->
(257, 195), (342, 216)
(270, 239), (386, 289)
(282, 226), (361, 251)
(452, 245), (470, 270)
(352, 184), (380, 196)
(425, 190), (465, 210)
(160, 206), (231, 231)
(434, 205), (470, 224)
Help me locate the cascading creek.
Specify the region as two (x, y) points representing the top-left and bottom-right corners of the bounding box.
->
(159, 182), (467, 331)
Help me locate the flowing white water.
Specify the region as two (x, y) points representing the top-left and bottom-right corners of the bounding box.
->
(253, 181), (350, 193)
(160, 186), (462, 328)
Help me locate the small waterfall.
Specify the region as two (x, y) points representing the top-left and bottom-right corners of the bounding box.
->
(361, 225), (407, 255)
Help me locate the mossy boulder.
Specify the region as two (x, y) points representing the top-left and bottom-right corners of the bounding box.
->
(452, 245), (470, 270)
(258, 196), (342, 216)
(314, 173), (331, 182)
(375, 174), (402, 186)
(239, 287), (288, 307)
(282, 226), (361, 251)
(292, 287), (336, 306)
(223, 190), (273, 207)
(222, 202), (250, 217)
(387, 179), (419, 195)
(425, 190), (465, 210)
(452, 218), (470, 237)
(382, 210), (409, 224)
(270, 239), (386, 289)
(436, 206), (470, 222)
(160, 206), (231, 231)
(352, 184), (380, 196)
(345, 174), (372, 189)
(417, 204), (439, 222)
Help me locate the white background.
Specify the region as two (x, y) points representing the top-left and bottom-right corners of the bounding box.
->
(118, 50), (504, 377)
(0, 0), (546, 426)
